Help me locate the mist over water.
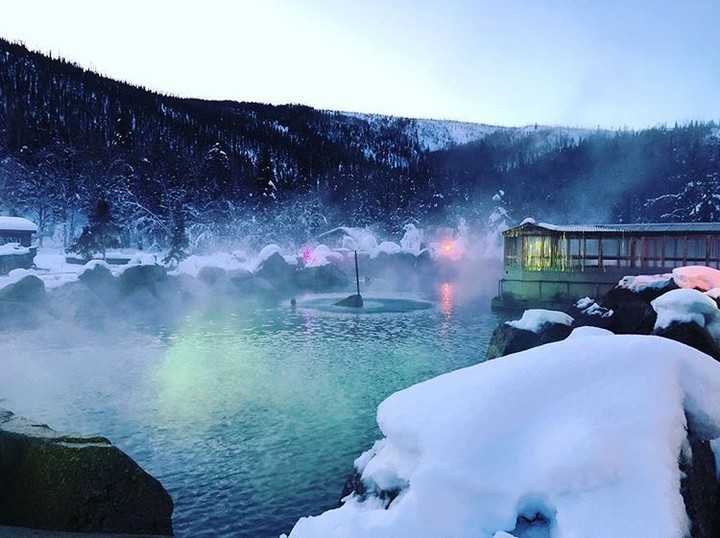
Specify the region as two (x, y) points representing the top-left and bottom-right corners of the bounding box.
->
(0, 273), (502, 537)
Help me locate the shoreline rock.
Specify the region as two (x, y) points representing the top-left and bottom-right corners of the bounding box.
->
(0, 409), (173, 536)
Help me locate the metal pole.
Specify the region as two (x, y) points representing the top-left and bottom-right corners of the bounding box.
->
(354, 250), (360, 296)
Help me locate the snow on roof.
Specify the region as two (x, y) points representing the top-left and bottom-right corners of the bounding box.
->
(505, 221), (720, 235)
(0, 216), (37, 232)
(286, 329), (720, 538)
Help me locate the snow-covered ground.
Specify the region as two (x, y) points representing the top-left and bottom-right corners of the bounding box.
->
(286, 328), (720, 538)
(0, 222), (505, 292)
(0, 247), (161, 291)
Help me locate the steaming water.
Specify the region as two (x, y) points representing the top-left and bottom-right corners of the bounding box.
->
(0, 284), (501, 538)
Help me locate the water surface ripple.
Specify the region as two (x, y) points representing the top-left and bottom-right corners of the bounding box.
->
(0, 285), (500, 537)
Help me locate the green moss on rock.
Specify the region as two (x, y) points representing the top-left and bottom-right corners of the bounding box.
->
(0, 410), (173, 535)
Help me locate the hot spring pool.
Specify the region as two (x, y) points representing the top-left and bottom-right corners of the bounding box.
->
(0, 284), (501, 537)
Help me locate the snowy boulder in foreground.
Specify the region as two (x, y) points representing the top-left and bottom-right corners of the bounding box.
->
(651, 288), (720, 359)
(288, 329), (720, 538)
(485, 309), (573, 360)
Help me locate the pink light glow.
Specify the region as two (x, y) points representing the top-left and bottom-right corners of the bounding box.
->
(302, 247), (313, 264)
(440, 239), (455, 257)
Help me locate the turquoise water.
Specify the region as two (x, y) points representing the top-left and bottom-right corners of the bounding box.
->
(0, 283), (500, 537)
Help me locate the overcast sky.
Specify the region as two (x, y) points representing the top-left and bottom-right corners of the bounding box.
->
(1, 0), (718, 129)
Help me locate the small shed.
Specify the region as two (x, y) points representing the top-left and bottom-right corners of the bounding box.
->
(0, 216), (38, 247)
(0, 216), (38, 274)
(493, 220), (720, 310)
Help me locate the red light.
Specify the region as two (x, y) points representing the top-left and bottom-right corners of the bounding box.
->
(441, 240), (454, 254)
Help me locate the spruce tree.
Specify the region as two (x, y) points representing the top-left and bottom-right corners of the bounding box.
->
(163, 202), (189, 266)
(68, 199), (120, 260)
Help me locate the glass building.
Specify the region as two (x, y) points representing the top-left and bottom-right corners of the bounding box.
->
(494, 221), (720, 310)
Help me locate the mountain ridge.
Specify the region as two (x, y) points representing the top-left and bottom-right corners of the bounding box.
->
(1, 37), (718, 252)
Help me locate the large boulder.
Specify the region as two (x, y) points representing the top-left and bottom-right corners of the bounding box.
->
(680, 435), (720, 538)
(484, 324), (539, 361)
(0, 275), (45, 305)
(77, 262), (118, 303)
(118, 264), (167, 297)
(197, 266), (228, 287)
(229, 269), (276, 295)
(609, 300), (657, 335)
(47, 281), (111, 330)
(0, 409), (173, 535)
(196, 266), (244, 299)
(485, 310), (573, 360)
(0, 276), (46, 331)
(0, 302), (39, 331)
(296, 264), (350, 291)
(602, 278), (678, 310)
(255, 252), (295, 291)
(567, 298), (613, 331)
(653, 321), (720, 360)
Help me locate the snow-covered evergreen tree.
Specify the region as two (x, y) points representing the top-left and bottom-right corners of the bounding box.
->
(645, 172), (720, 221)
(68, 199), (121, 259)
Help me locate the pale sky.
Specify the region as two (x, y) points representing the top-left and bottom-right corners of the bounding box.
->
(1, 0), (718, 129)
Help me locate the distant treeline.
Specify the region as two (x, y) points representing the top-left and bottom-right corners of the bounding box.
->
(0, 37), (719, 251)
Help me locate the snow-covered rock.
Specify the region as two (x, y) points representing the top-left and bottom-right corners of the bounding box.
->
(652, 288), (720, 341)
(287, 330), (720, 538)
(485, 309), (573, 360)
(371, 241), (402, 259)
(302, 244), (344, 268)
(617, 267), (720, 296)
(617, 273), (674, 293)
(506, 309), (573, 332)
(672, 266), (720, 292)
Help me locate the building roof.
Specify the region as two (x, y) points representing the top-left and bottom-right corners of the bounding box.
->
(0, 216), (38, 233)
(505, 221), (720, 235)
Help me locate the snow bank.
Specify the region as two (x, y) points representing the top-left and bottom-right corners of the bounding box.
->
(506, 309), (573, 332)
(651, 288), (720, 340)
(287, 330), (720, 538)
(174, 252), (250, 277)
(0, 243), (30, 255)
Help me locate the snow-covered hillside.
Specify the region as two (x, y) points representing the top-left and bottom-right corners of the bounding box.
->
(403, 118), (503, 151)
(341, 111), (603, 152)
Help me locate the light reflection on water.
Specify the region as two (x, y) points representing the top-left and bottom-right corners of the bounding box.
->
(0, 284), (500, 538)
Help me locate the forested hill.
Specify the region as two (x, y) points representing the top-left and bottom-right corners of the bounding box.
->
(1, 37), (719, 251)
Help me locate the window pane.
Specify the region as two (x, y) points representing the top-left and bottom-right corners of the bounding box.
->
(603, 239), (619, 257)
